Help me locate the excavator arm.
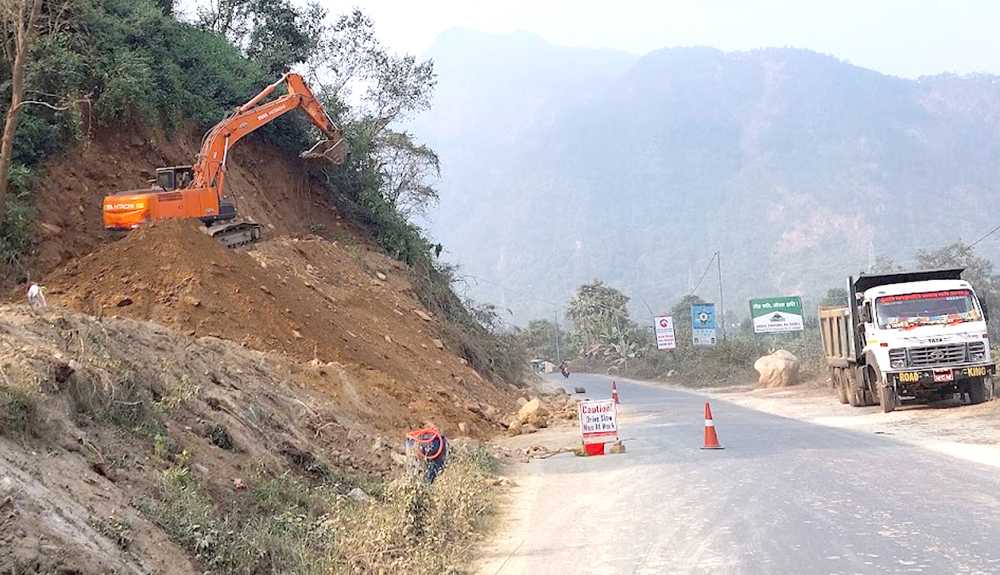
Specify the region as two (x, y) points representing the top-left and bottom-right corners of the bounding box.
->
(193, 72), (346, 195)
(102, 73), (346, 242)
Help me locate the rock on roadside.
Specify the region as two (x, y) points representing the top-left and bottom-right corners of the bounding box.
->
(753, 349), (800, 388)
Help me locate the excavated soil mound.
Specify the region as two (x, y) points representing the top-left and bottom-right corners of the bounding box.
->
(48, 220), (334, 361)
(44, 220), (513, 435)
(27, 125), (355, 280)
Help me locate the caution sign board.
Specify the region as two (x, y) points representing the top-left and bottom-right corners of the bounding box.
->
(750, 296), (804, 334)
(653, 315), (676, 350)
(578, 399), (618, 445)
(691, 303), (717, 346)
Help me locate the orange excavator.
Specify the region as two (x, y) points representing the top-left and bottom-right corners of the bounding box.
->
(102, 72), (346, 247)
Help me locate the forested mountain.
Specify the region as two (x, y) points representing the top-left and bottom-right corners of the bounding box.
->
(413, 29), (1000, 322)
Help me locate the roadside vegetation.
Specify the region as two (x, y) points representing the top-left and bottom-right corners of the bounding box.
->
(141, 444), (498, 574)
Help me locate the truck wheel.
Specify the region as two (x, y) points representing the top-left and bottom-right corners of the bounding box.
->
(878, 383), (898, 413)
(835, 369), (849, 404)
(848, 367), (866, 407)
(862, 365), (880, 407)
(968, 377), (991, 404)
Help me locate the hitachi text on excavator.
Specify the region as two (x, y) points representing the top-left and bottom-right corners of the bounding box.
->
(101, 73), (346, 247)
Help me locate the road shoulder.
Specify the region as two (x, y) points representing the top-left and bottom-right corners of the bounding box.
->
(707, 381), (1000, 469)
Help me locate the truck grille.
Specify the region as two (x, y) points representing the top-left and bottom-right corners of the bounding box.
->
(906, 343), (968, 367)
(889, 348), (906, 366)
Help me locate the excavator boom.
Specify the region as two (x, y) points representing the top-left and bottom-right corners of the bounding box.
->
(102, 73), (345, 245)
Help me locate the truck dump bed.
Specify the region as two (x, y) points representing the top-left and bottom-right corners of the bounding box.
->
(819, 305), (854, 368)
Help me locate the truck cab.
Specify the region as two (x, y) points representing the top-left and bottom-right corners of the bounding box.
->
(854, 270), (994, 410)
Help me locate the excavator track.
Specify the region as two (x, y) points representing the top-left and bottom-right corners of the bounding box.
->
(203, 220), (262, 249)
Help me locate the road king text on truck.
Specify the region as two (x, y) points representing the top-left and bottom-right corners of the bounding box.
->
(819, 269), (995, 413)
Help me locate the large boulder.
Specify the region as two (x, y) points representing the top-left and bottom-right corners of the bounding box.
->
(753, 349), (800, 388)
(516, 397), (549, 428)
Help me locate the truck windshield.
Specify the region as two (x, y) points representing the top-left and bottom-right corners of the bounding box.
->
(876, 289), (981, 329)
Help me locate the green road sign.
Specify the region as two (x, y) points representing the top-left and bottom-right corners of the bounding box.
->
(749, 296), (803, 334)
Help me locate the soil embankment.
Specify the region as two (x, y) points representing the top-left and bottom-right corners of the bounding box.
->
(0, 128), (520, 572)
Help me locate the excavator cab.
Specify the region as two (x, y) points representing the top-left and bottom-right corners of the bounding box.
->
(155, 166), (194, 191)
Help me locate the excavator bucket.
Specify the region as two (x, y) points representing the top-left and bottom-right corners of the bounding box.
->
(300, 137), (348, 164)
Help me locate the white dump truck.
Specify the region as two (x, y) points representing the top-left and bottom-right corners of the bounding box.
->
(819, 269), (994, 412)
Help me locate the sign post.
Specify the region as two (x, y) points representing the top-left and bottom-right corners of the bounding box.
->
(578, 399), (619, 455)
(749, 296), (804, 334)
(691, 303), (718, 346)
(653, 315), (677, 350)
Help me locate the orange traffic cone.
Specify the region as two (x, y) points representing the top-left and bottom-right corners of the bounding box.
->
(701, 402), (724, 449)
(611, 380), (620, 404)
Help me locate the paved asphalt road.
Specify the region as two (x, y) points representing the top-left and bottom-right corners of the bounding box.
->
(480, 373), (1000, 575)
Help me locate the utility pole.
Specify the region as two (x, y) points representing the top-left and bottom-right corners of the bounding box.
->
(636, 294), (655, 318)
(716, 250), (726, 340)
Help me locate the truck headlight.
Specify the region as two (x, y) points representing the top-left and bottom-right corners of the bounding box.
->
(889, 348), (907, 369)
(971, 351), (986, 362)
(890, 358), (906, 369)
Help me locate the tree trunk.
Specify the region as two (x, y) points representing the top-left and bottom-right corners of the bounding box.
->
(0, 0), (43, 216)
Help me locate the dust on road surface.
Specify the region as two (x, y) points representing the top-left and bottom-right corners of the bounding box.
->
(712, 382), (1000, 470)
(479, 374), (1000, 575)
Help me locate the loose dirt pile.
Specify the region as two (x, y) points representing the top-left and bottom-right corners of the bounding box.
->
(505, 391), (580, 436)
(44, 220), (513, 437)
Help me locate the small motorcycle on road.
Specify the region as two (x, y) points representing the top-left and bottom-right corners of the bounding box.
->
(560, 362), (570, 378)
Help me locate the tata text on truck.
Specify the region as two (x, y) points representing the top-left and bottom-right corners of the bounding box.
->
(819, 269), (994, 412)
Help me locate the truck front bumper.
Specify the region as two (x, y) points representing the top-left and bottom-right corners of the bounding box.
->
(889, 363), (995, 388)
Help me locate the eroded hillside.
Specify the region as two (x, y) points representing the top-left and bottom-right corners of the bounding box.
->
(0, 126), (521, 573)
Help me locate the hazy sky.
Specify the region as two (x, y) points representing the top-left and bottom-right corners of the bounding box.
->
(310, 0), (999, 78)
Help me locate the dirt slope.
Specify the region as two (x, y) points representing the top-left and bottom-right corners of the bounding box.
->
(0, 305), (470, 573)
(43, 220), (512, 436)
(1, 124), (522, 573)
(24, 120), (519, 436)
(28, 126), (355, 279)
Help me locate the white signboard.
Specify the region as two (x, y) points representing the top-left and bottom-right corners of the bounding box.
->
(578, 399), (619, 445)
(693, 328), (717, 346)
(654, 315), (676, 350)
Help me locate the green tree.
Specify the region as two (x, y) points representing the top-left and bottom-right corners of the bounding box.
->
(377, 130), (440, 217)
(518, 319), (569, 362)
(916, 242), (1000, 328)
(566, 280), (630, 352)
(820, 287), (848, 306)
(564, 280), (644, 367)
(310, 9), (438, 261)
(669, 294), (705, 348)
(870, 255), (903, 273)
(196, 0), (325, 75)
(1, 0), (46, 214)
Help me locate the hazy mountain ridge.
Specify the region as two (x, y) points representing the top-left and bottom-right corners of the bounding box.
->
(413, 30), (1000, 321)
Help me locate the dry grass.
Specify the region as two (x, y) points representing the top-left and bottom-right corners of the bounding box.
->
(328, 445), (498, 574)
(0, 383), (40, 439)
(141, 445), (500, 574)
